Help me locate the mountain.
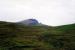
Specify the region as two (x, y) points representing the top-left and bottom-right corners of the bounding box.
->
(17, 19), (41, 26)
(0, 21), (75, 50)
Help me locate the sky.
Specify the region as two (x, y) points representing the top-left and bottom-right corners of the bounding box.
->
(0, 0), (75, 26)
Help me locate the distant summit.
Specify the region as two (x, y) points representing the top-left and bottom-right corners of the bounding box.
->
(17, 19), (48, 26)
(18, 19), (39, 26)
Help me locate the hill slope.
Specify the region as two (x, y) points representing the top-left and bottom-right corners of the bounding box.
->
(0, 21), (75, 50)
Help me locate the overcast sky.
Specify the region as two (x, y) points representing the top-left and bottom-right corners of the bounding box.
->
(0, 0), (75, 26)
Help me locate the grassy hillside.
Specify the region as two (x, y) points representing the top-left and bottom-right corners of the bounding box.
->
(0, 21), (75, 50)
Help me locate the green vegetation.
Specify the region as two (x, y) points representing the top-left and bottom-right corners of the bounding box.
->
(0, 21), (75, 50)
